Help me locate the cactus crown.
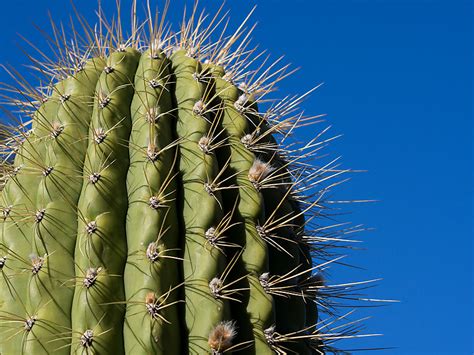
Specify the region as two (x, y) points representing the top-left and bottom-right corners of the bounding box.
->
(0, 1), (384, 354)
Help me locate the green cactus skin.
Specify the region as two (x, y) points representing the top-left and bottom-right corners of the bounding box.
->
(210, 68), (275, 355)
(0, 4), (381, 355)
(26, 58), (105, 354)
(0, 109), (48, 355)
(123, 49), (182, 354)
(171, 50), (231, 354)
(71, 48), (140, 354)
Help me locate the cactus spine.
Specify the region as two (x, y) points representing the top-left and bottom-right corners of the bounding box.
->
(0, 2), (381, 354)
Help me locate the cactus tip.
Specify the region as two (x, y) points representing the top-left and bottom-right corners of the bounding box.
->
(248, 158), (273, 188)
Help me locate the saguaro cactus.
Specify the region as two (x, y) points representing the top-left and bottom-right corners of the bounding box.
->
(0, 2), (379, 354)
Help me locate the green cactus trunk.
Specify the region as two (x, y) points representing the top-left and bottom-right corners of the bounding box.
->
(0, 3), (379, 355)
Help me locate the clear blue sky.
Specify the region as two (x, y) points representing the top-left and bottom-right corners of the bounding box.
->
(0, 0), (471, 353)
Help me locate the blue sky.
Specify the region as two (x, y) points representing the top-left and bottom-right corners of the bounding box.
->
(0, 0), (472, 353)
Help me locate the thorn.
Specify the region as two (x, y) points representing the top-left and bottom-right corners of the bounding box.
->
(146, 242), (163, 263)
(104, 66), (115, 74)
(42, 166), (54, 177)
(50, 121), (64, 138)
(30, 254), (45, 274)
(89, 173), (101, 184)
(98, 91), (111, 109)
(24, 316), (37, 332)
(145, 292), (162, 320)
(259, 272), (270, 292)
(11, 164), (23, 177)
(94, 128), (107, 144)
(198, 136), (211, 154)
(234, 93), (248, 112)
(59, 94), (70, 104)
(193, 99), (206, 116)
(83, 267), (101, 288)
(208, 321), (237, 354)
(240, 128), (260, 150)
(264, 325), (277, 346)
(209, 277), (224, 299)
(145, 107), (161, 123)
(204, 182), (215, 196)
(148, 196), (161, 210)
(2, 206), (12, 220)
(35, 209), (46, 223)
(248, 159), (273, 189)
(147, 145), (160, 162)
(205, 227), (217, 246)
(81, 329), (94, 348)
(85, 221), (97, 235)
(148, 79), (163, 89)
(117, 44), (127, 52)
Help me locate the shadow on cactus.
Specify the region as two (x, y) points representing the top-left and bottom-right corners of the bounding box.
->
(0, 1), (390, 354)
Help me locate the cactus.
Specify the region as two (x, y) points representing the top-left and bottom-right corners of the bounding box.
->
(0, 2), (381, 354)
